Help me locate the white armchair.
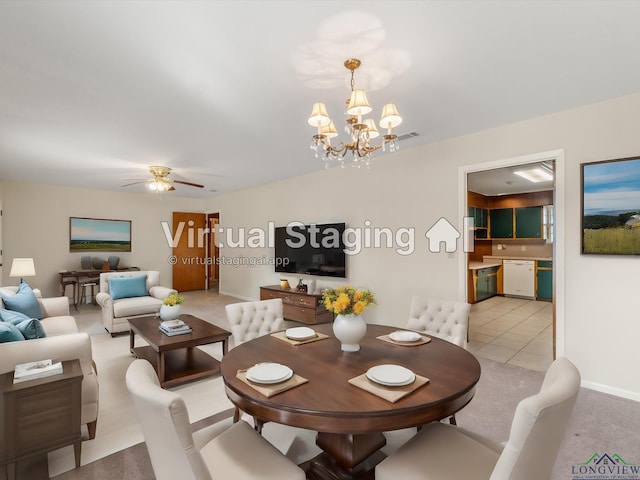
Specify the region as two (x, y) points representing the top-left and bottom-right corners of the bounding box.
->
(375, 357), (581, 480)
(125, 359), (305, 480)
(96, 270), (176, 336)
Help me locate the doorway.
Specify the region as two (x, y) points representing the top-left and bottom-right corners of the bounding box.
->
(459, 149), (566, 368)
(207, 212), (220, 291)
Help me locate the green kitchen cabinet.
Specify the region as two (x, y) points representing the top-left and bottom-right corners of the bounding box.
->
(536, 261), (552, 301)
(515, 206), (542, 238)
(469, 206), (489, 239)
(489, 208), (514, 238)
(475, 266), (498, 302)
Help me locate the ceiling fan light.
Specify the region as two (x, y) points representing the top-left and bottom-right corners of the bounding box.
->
(346, 89), (372, 116)
(379, 103), (402, 129)
(308, 102), (331, 127)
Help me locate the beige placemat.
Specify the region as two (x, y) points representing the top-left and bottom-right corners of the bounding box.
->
(376, 334), (431, 346)
(348, 373), (430, 403)
(236, 369), (308, 397)
(271, 331), (330, 346)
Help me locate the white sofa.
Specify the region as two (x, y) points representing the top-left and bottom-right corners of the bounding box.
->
(0, 286), (99, 443)
(96, 270), (176, 336)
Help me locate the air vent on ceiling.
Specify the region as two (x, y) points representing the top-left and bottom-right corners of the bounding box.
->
(397, 132), (420, 142)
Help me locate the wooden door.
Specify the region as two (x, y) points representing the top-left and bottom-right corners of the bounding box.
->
(207, 214), (219, 287)
(172, 212), (206, 292)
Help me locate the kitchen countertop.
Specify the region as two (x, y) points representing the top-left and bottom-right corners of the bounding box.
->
(469, 256), (553, 270)
(483, 255), (553, 261)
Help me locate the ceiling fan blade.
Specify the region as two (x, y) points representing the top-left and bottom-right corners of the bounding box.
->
(173, 179), (204, 188)
(121, 180), (150, 187)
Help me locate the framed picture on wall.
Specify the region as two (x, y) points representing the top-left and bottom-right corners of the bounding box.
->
(69, 217), (132, 252)
(581, 156), (640, 255)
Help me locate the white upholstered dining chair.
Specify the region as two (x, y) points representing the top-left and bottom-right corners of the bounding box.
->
(407, 296), (470, 349)
(375, 357), (581, 480)
(125, 359), (305, 480)
(225, 298), (285, 427)
(225, 298), (284, 346)
(407, 296), (471, 424)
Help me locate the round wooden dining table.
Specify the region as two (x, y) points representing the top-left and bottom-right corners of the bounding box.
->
(221, 323), (481, 480)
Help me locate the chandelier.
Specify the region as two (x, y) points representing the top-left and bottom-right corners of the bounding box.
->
(308, 58), (403, 168)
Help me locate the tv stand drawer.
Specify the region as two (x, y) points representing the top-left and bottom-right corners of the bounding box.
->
(260, 286), (333, 325)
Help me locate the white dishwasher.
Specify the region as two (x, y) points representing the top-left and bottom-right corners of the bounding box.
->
(503, 260), (535, 299)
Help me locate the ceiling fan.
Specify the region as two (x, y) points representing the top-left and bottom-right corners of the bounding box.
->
(121, 166), (204, 192)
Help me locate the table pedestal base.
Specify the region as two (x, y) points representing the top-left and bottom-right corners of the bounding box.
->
(303, 432), (387, 480)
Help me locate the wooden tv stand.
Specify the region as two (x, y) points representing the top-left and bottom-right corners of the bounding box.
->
(260, 285), (333, 325)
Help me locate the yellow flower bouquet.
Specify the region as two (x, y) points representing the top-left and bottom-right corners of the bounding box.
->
(163, 293), (184, 306)
(322, 285), (376, 316)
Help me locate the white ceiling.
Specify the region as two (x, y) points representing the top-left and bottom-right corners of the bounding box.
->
(1, 1), (640, 198)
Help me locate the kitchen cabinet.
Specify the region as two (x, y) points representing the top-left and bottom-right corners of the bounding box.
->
(473, 266), (499, 302)
(489, 206), (543, 239)
(515, 206), (542, 238)
(536, 261), (553, 301)
(468, 206), (489, 239)
(489, 208), (513, 238)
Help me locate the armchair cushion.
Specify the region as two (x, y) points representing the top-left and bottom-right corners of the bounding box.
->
(0, 280), (44, 319)
(109, 275), (148, 300)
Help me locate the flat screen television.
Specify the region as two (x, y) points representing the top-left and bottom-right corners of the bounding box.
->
(274, 222), (346, 278)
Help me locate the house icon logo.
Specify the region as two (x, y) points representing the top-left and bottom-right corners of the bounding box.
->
(425, 217), (460, 253)
(571, 452), (640, 479)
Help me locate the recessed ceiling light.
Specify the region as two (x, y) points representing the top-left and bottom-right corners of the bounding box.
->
(513, 168), (554, 183)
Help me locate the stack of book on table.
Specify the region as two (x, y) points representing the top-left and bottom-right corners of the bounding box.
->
(159, 319), (192, 336)
(14, 359), (63, 384)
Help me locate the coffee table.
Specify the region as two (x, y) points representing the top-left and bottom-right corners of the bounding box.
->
(128, 314), (231, 388)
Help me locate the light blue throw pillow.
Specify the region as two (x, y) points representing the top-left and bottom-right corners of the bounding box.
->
(0, 308), (31, 324)
(14, 318), (47, 339)
(109, 275), (148, 300)
(0, 280), (44, 319)
(0, 322), (25, 343)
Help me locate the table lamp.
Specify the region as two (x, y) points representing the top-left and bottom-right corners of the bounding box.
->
(9, 257), (36, 283)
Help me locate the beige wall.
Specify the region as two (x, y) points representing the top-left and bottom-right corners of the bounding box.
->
(0, 182), (205, 296)
(207, 92), (640, 400)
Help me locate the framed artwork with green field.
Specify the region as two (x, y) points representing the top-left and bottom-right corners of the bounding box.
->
(69, 217), (131, 252)
(581, 156), (640, 255)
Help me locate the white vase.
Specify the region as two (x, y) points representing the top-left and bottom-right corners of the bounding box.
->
(159, 304), (181, 321)
(333, 314), (367, 352)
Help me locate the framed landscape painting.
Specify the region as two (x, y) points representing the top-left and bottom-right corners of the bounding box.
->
(69, 217), (132, 252)
(581, 156), (640, 255)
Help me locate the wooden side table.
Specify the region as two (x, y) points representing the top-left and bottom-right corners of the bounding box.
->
(1, 359), (83, 480)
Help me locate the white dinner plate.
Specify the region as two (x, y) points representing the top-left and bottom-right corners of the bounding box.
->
(246, 363), (293, 384)
(285, 327), (316, 341)
(389, 330), (422, 343)
(366, 364), (416, 386)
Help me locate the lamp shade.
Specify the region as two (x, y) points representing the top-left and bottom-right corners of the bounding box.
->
(363, 119), (380, 139)
(308, 102), (331, 127)
(346, 89), (372, 116)
(321, 120), (339, 139)
(10, 258), (36, 278)
(379, 103), (403, 129)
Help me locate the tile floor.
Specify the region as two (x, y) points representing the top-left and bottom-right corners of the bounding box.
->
(468, 296), (553, 372)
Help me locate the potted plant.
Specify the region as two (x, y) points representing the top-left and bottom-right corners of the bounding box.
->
(322, 286), (376, 352)
(160, 293), (184, 321)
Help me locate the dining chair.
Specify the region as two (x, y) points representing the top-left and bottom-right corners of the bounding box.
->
(225, 298), (285, 429)
(406, 296), (470, 349)
(125, 359), (305, 480)
(375, 357), (581, 480)
(407, 296), (471, 424)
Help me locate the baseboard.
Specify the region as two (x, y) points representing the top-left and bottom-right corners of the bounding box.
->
(582, 381), (640, 402)
(218, 290), (255, 302)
